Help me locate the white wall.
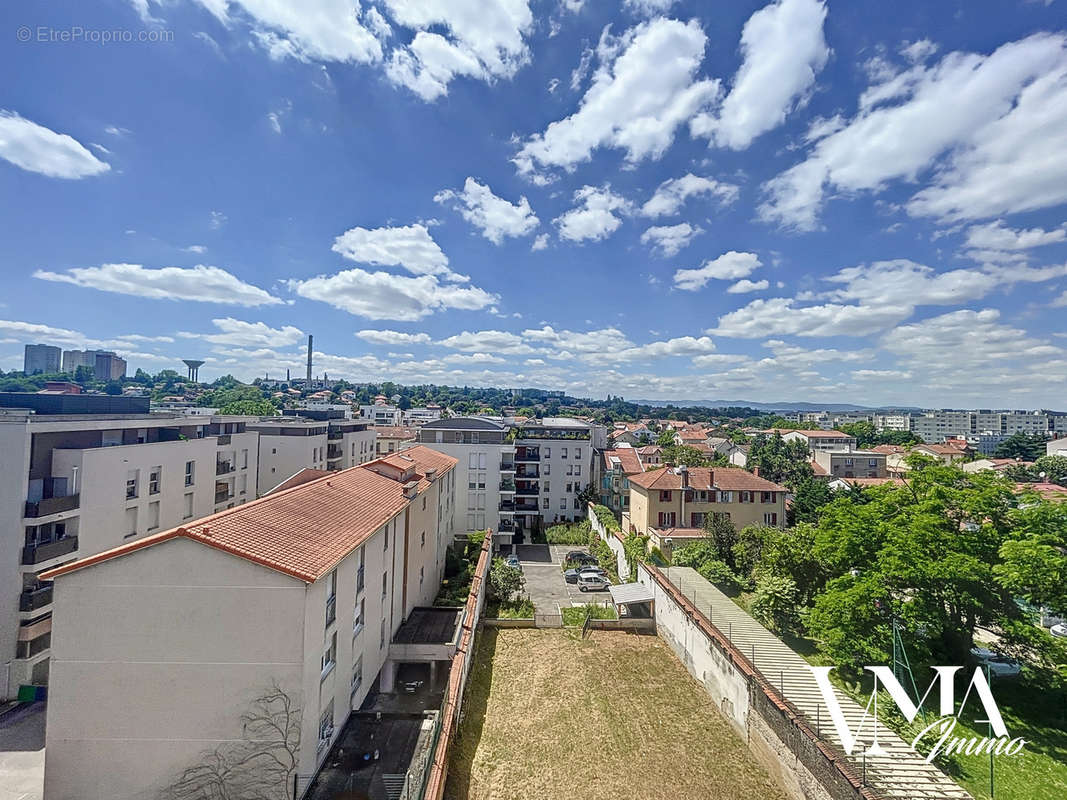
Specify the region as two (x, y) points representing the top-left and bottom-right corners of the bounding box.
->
(257, 433), (328, 495)
(0, 423), (31, 698)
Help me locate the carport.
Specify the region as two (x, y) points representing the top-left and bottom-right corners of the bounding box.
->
(607, 582), (655, 619)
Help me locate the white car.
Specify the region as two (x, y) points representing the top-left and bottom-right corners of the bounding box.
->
(970, 647), (1021, 678)
(1050, 623), (1067, 638)
(576, 573), (610, 592)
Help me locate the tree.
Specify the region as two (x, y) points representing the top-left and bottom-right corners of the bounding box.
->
(656, 429), (678, 447)
(73, 365), (95, 384)
(751, 574), (799, 633)
(660, 444), (713, 467)
(993, 432), (1047, 461)
(789, 473), (832, 525)
(1005, 455), (1067, 485)
(575, 482), (598, 508)
(219, 399), (278, 416)
(838, 421), (877, 448)
(995, 500), (1067, 613)
(488, 558), (525, 601)
(747, 433), (813, 488)
(103, 379), (123, 395)
(702, 512), (738, 568)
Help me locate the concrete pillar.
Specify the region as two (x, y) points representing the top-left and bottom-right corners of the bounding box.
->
(380, 659), (397, 693)
(429, 661), (437, 687)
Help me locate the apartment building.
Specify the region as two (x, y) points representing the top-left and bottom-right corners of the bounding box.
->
(40, 446), (458, 800)
(359, 401), (402, 426)
(374, 425), (417, 456)
(58, 349), (127, 379)
(909, 410), (1067, 442)
(403, 405), (443, 426)
(24, 344), (61, 374)
(781, 429), (858, 453)
(510, 418), (605, 536)
(0, 395), (258, 696)
(811, 449), (887, 480)
(627, 466), (788, 534)
(416, 417), (514, 541)
(599, 448), (644, 515)
(249, 416), (376, 494)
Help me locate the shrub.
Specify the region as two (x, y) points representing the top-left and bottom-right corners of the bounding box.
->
(545, 521), (591, 545)
(648, 546), (669, 567)
(494, 596), (535, 619)
(592, 504), (621, 533)
(751, 574), (798, 633)
(622, 532), (649, 581)
(696, 558), (740, 590)
(488, 558), (525, 601)
(562, 604), (617, 626)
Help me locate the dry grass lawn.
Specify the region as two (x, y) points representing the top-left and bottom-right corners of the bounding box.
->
(445, 628), (787, 800)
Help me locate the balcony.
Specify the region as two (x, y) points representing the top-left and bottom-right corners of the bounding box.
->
(499, 500), (515, 513)
(217, 434), (232, 445)
(23, 536), (78, 565)
(216, 461), (234, 476)
(499, 459), (516, 472)
(497, 519), (515, 532)
(515, 449), (540, 462)
(327, 445), (343, 460)
(328, 431), (343, 440)
(514, 483), (540, 496)
(19, 585), (53, 612)
(515, 466), (539, 479)
(24, 493), (80, 518)
(514, 501), (540, 513)
(215, 490), (233, 504)
(499, 479), (515, 492)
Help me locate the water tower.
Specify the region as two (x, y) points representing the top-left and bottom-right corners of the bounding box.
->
(182, 359), (205, 382)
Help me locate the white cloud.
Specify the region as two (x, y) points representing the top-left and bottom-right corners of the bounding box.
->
(434, 177), (539, 244)
(209, 210), (227, 229)
(727, 278), (769, 294)
(289, 269), (497, 320)
(531, 233), (549, 251)
(383, 0), (534, 100)
(513, 18), (720, 177)
(640, 173), (739, 217)
(441, 352), (507, 365)
(965, 219), (1066, 250)
(761, 33), (1067, 229)
(616, 335), (717, 361)
(194, 318), (305, 347)
(437, 329), (536, 354)
(711, 297), (910, 338)
(0, 111), (110, 179)
(640, 223), (701, 257)
(356, 329), (433, 346)
(184, 245), (208, 254)
(1052, 290), (1067, 308)
(692, 0), (829, 150)
(900, 39), (938, 63)
(673, 251), (762, 291)
(554, 184), (633, 242)
(803, 114), (845, 143)
(332, 223), (466, 281)
(33, 263), (282, 306)
(623, 0), (676, 14)
(853, 368), (912, 380)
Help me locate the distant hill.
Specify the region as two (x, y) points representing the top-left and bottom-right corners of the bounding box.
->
(630, 399), (921, 413)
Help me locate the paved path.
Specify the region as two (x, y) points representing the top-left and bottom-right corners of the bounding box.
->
(664, 567), (972, 800)
(0, 703), (45, 800)
(518, 545), (612, 612)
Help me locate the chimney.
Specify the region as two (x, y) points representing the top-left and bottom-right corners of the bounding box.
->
(425, 467), (437, 481)
(306, 335), (313, 384)
(402, 480), (419, 500)
(753, 466), (760, 477)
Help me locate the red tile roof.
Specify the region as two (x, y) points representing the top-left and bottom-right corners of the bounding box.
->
(872, 444), (907, 454)
(602, 448), (643, 475)
(42, 445), (457, 584)
(1017, 482), (1067, 502)
(374, 425), (417, 439)
(628, 466), (786, 492)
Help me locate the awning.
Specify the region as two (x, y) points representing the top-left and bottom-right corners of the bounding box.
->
(608, 582), (654, 606)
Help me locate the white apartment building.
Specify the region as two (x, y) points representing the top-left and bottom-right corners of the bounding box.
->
(0, 396), (258, 696)
(40, 446), (458, 800)
(249, 417), (375, 495)
(416, 417), (514, 542)
(909, 410), (1066, 442)
(1048, 438), (1067, 457)
(403, 405), (443, 426)
(24, 344), (61, 374)
(781, 429), (858, 453)
(873, 413), (912, 432)
(359, 403), (402, 426)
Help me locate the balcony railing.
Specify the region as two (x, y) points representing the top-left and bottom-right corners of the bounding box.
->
(24, 493), (80, 518)
(514, 502), (540, 512)
(515, 451), (540, 462)
(499, 500), (515, 512)
(499, 480), (516, 492)
(499, 459), (516, 472)
(215, 490), (232, 504)
(328, 431), (343, 440)
(326, 595), (337, 628)
(19, 585), (53, 612)
(327, 446), (343, 460)
(514, 484), (540, 495)
(216, 461), (234, 475)
(217, 434), (232, 445)
(356, 565), (365, 595)
(23, 536), (78, 565)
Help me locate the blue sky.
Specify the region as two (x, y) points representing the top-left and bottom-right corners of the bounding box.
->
(1, 0), (1065, 408)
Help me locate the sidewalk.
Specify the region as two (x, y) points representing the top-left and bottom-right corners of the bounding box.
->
(664, 567), (972, 800)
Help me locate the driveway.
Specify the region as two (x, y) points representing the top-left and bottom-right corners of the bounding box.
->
(514, 546), (610, 612)
(0, 703), (45, 800)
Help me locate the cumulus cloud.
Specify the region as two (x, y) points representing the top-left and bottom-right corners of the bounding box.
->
(616, 335), (717, 361)
(332, 223), (466, 281)
(640, 173), (739, 217)
(554, 184), (633, 242)
(711, 297), (910, 338)
(193, 318), (305, 347)
(964, 219), (1066, 251)
(727, 278), (769, 294)
(673, 251), (762, 291)
(434, 177), (539, 244)
(288, 269), (497, 321)
(761, 33), (1067, 229)
(531, 233), (549, 251)
(356, 329), (433, 346)
(692, 0), (829, 150)
(33, 263), (282, 306)
(513, 18), (720, 177)
(0, 111), (110, 179)
(640, 223), (702, 257)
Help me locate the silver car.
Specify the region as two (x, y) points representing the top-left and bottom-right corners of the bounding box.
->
(577, 573), (610, 592)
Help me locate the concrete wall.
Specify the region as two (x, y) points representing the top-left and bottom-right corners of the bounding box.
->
(257, 432), (328, 495)
(341, 428), (376, 467)
(587, 504), (627, 579)
(420, 441), (505, 535)
(0, 423), (31, 698)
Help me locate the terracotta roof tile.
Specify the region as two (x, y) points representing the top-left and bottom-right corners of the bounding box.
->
(628, 466), (786, 492)
(602, 448), (643, 475)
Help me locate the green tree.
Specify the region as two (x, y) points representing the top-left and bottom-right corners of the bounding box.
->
(702, 512), (738, 568)
(788, 473), (833, 525)
(751, 574), (799, 632)
(656, 429), (678, 447)
(219, 399), (278, 416)
(838, 421), (877, 448)
(488, 557), (525, 601)
(993, 432), (1047, 461)
(747, 432), (813, 488)
(660, 444), (713, 467)
(994, 499), (1067, 613)
(103, 379), (123, 395)
(73, 365), (95, 384)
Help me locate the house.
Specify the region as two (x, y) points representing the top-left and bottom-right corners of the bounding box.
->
(811, 449), (887, 480)
(609, 429), (641, 446)
(599, 447), (644, 514)
(635, 444), (664, 468)
(872, 444), (909, 475)
(1017, 482), (1067, 502)
(40, 446), (458, 800)
(646, 527), (705, 561)
(781, 430), (858, 453)
(374, 425), (418, 456)
(627, 466), (788, 534)
(961, 458), (1032, 474)
(912, 443), (969, 465)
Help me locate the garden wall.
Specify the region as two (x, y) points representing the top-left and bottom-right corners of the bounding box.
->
(636, 562), (882, 800)
(587, 503), (628, 578)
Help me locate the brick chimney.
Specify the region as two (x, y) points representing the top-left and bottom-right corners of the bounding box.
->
(753, 466), (760, 477)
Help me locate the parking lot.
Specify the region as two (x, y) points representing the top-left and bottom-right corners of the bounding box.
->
(512, 544), (612, 612)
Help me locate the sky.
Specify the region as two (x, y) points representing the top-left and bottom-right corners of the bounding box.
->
(1, 0), (1066, 409)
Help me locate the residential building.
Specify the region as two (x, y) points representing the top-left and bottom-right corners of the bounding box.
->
(39, 446), (458, 800)
(0, 395), (258, 696)
(810, 449), (887, 480)
(374, 425), (418, 456)
(872, 444), (910, 475)
(873, 413), (912, 432)
(627, 466), (788, 535)
(599, 448), (644, 515)
(1048, 438), (1067, 457)
(781, 429), (858, 453)
(909, 409), (1065, 442)
(359, 401), (403, 426)
(912, 442), (969, 465)
(24, 344), (61, 375)
(294, 400), (354, 419)
(417, 417), (514, 542)
(58, 349), (126, 379)
(510, 418), (604, 536)
(635, 445), (664, 468)
(249, 417), (330, 494)
(973, 431), (1011, 456)
(403, 405), (443, 426)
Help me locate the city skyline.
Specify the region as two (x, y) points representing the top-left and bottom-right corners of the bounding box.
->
(2, 0), (1066, 408)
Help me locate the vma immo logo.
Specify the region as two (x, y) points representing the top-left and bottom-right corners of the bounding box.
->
(809, 666), (1028, 762)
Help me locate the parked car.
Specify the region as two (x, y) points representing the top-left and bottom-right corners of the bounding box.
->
(565, 551), (597, 565)
(564, 568), (580, 583)
(578, 565), (606, 577)
(1050, 623), (1067, 638)
(577, 573), (610, 592)
(970, 647), (1022, 678)
(504, 554), (522, 571)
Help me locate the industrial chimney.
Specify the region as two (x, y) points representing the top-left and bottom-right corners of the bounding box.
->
(306, 335), (313, 384)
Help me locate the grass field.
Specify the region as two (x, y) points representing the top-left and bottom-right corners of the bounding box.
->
(445, 628), (787, 800)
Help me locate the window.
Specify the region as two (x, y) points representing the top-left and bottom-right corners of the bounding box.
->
(720, 491), (733, 503)
(184, 461), (195, 487)
(124, 507), (138, 538)
(575, 448), (581, 459)
(659, 490), (672, 501)
(380, 618), (386, 649)
(559, 498), (566, 510)
(354, 597), (365, 635)
(543, 481), (550, 492)
(419, 565), (425, 586)
(844, 458), (854, 466)
(384, 529), (389, 552)
(382, 571), (388, 598)
(574, 465), (581, 477)
(566, 464), (573, 476)
(566, 482), (572, 493)
(320, 633), (337, 678)
(241, 449), (248, 469)
(420, 531), (426, 547)
(764, 512), (779, 526)
(657, 512), (676, 527)
(561, 447), (568, 458)
(761, 491), (772, 503)
(543, 464), (550, 475)
(542, 497), (549, 509)
(318, 701), (334, 751)
(325, 570), (337, 628)
(690, 512), (705, 527)
(148, 501), (160, 531)
(148, 466), (161, 495)
(238, 474), (247, 495)
(422, 495), (426, 510)
(740, 491), (752, 503)
(869, 459), (878, 467)
(351, 655), (364, 694)
(126, 469), (139, 499)
(543, 447), (550, 458)
(183, 492), (194, 520)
